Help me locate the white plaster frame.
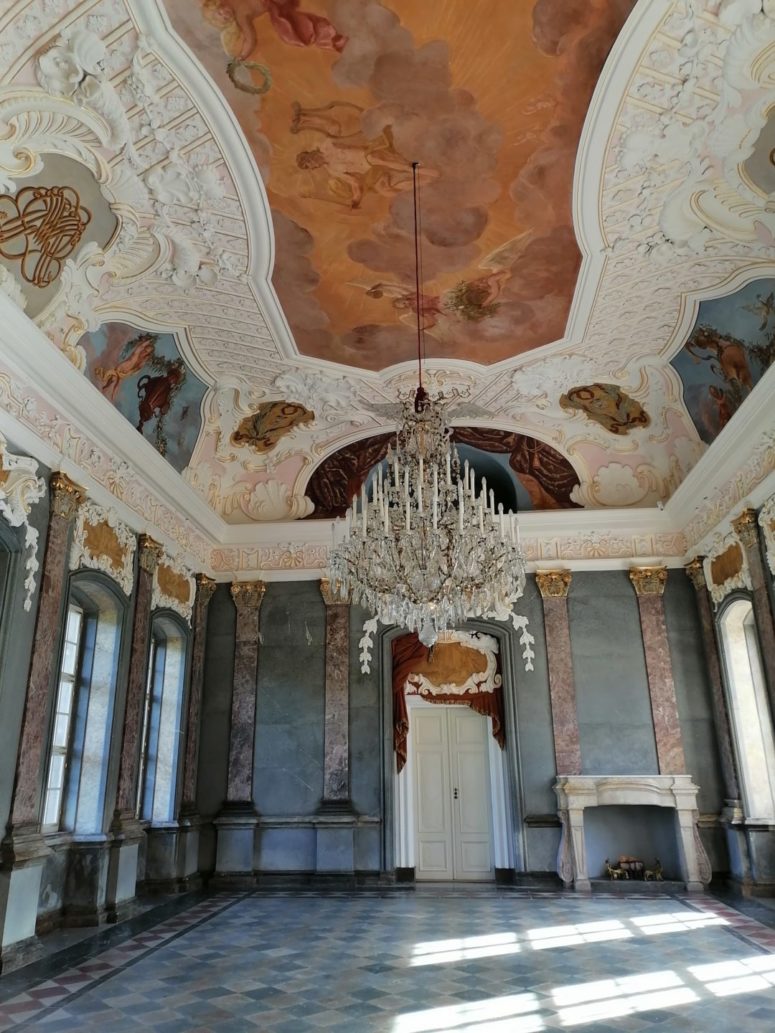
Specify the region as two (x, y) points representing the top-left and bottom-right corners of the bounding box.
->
(554, 775), (712, 893)
(394, 695), (514, 874)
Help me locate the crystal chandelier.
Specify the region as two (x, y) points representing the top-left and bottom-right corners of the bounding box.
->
(327, 166), (527, 648)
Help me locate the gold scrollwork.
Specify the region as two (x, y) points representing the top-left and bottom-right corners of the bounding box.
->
(0, 186), (91, 288)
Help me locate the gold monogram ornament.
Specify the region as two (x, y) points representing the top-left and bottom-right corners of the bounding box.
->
(0, 186), (91, 288)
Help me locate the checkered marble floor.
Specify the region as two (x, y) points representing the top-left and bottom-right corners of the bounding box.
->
(4, 889), (775, 1032)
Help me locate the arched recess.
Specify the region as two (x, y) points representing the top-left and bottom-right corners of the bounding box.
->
(717, 594), (775, 822)
(43, 571), (129, 835)
(379, 619), (526, 878)
(138, 610), (190, 825)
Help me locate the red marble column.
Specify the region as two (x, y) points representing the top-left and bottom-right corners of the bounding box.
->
(180, 574), (216, 815)
(226, 581), (265, 805)
(8, 472), (84, 832)
(318, 579), (352, 811)
(113, 534), (163, 825)
(535, 570), (582, 775)
(629, 566), (686, 775)
(684, 558), (741, 803)
(732, 509), (775, 708)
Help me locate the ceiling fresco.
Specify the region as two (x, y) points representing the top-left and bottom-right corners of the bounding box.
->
(0, 0), (774, 573)
(165, 0), (636, 369)
(78, 322), (208, 473)
(671, 278), (775, 446)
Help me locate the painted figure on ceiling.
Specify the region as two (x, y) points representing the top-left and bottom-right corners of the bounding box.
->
(201, 0), (346, 61)
(231, 400), (315, 453)
(362, 271), (511, 329)
(137, 358), (187, 456)
(94, 333), (157, 403)
(685, 327), (754, 391)
(559, 383), (651, 435)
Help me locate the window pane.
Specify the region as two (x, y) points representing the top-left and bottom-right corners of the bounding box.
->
(65, 607), (83, 642)
(52, 713), (69, 748)
(57, 678), (73, 714)
(61, 641), (78, 676)
(48, 752), (65, 791)
(42, 789), (61, 827)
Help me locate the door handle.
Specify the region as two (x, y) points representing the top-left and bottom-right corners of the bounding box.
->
(453, 788), (459, 800)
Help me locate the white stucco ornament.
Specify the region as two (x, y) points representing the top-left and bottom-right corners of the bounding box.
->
(0, 433), (46, 609)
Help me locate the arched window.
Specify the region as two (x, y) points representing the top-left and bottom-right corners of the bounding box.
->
(719, 598), (775, 821)
(138, 616), (187, 824)
(42, 580), (123, 833)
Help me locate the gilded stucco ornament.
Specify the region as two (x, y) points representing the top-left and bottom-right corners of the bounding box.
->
(230, 580), (266, 614)
(70, 500), (136, 596)
(153, 556), (195, 623)
(629, 566), (668, 596)
(702, 532), (753, 605)
(0, 433), (46, 610)
(50, 471), (85, 521)
(137, 533), (163, 574)
(684, 556), (708, 592)
(195, 572), (217, 608)
(535, 570), (572, 599)
(731, 507), (760, 550)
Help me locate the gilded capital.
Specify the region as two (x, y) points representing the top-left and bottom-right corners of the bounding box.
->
(137, 534), (163, 574)
(535, 569), (572, 599)
(195, 573), (216, 607)
(629, 565), (667, 596)
(230, 579), (266, 614)
(319, 577), (347, 607)
(684, 557), (707, 592)
(50, 471), (84, 520)
(732, 508), (759, 549)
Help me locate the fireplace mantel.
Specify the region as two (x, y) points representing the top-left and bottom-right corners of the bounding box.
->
(554, 775), (712, 892)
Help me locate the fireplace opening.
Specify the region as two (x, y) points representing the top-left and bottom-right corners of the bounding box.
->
(584, 805), (681, 882)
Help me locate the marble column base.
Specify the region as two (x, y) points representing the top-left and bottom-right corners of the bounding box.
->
(143, 819), (203, 891)
(106, 817), (145, 923)
(315, 813), (356, 874)
(213, 803), (259, 883)
(0, 828), (50, 969)
(62, 839), (111, 927)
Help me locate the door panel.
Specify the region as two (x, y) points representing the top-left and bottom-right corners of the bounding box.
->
(413, 705), (494, 881)
(414, 711), (453, 879)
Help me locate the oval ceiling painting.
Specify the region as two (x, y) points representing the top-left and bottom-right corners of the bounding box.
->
(166, 0), (636, 370)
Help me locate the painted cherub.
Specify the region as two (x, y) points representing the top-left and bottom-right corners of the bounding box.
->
(201, 0), (346, 61)
(94, 333), (157, 403)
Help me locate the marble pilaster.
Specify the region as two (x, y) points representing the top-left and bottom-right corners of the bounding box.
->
(684, 558), (740, 802)
(214, 581), (265, 879)
(1, 473), (83, 970)
(535, 570), (582, 776)
(106, 534), (162, 921)
(181, 574), (216, 814)
(629, 566), (686, 775)
(8, 473), (84, 831)
(225, 581), (265, 805)
(732, 509), (775, 708)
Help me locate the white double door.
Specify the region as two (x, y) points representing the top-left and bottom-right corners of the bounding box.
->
(412, 705), (494, 881)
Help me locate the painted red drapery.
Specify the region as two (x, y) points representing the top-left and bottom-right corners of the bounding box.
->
(392, 633), (505, 773)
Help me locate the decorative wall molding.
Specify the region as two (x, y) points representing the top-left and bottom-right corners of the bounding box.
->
(759, 494), (775, 576)
(703, 531), (753, 606)
(70, 499), (136, 597)
(402, 631), (502, 698)
(0, 431), (45, 609)
(153, 555), (195, 623)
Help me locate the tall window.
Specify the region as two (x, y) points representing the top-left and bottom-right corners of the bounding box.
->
(42, 583), (123, 833)
(719, 598), (775, 821)
(42, 605), (83, 828)
(138, 618), (187, 824)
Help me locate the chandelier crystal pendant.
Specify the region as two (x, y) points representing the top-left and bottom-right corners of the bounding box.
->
(327, 165), (527, 648)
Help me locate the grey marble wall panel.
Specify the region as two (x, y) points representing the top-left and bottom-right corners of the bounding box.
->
(37, 839), (67, 919)
(354, 826), (381, 872)
(524, 827), (562, 872)
(0, 468), (50, 836)
(512, 578), (556, 819)
(197, 584), (236, 818)
(663, 571), (724, 813)
(254, 582), (325, 816)
(350, 605), (382, 819)
(257, 827), (315, 871)
(568, 571), (658, 774)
